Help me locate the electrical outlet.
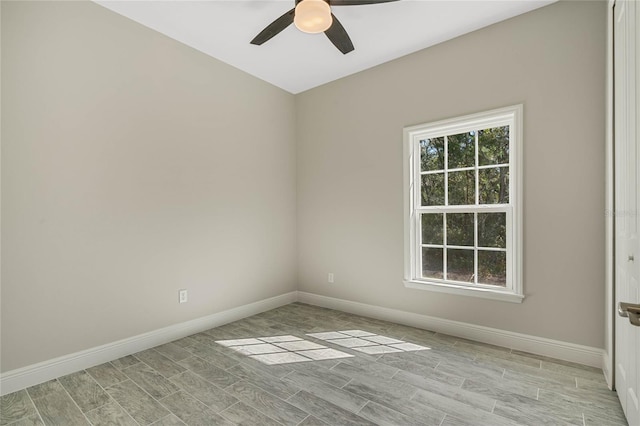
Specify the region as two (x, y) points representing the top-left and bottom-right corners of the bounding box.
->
(179, 289), (188, 304)
(328, 273), (334, 283)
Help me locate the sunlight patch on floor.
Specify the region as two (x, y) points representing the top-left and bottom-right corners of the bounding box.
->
(215, 335), (354, 365)
(215, 330), (429, 365)
(307, 330), (430, 354)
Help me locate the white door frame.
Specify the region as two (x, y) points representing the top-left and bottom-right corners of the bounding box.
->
(604, 0), (615, 390)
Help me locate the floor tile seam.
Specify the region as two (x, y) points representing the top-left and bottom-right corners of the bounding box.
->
(55, 373), (96, 426)
(116, 360), (143, 371)
(216, 399), (242, 418)
(149, 414), (187, 425)
(354, 399), (371, 415)
(85, 365), (122, 388)
(227, 385), (304, 425)
(120, 364), (181, 401)
(142, 352), (187, 380)
(0, 391), (32, 426)
(339, 378), (353, 390)
(217, 397), (290, 425)
(535, 394), (626, 422)
(493, 397), (587, 425)
(169, 378), (237, 414)
(284, 389), (302, 402)
(232, 360), (294, 385)
(224, 377), (306, 420)
(288, 374), (370, 414)
(109, 377), (171, 419)
(542, 394), (617, 416)
(245, 378), (302, 405)
(504, 371), (581, 390)
(121, 361), (149, 376)
(575, 374), (616, 388)
(515, 380), (600, 401)
(415, 384), (497, 415)
(178, 368), (243, 406)
(154, 351), (189, 364)
(294, 414), (311, 426)
(472, 351), (545, 369)
(155, 390), (206, 424)
(242, 371), (302, 400)
(83, 369), (143, 426)
(485, 403), (544, 426)
(389, 368), (400, 380)
(229, 357), (284, 380)
(501, 363), (590, 385)
(184, 352), (234, 374)
(429, 376), (502, 408)
(540, 359), (602, 373)
(23, 387), (46, 426)
(85, 395), (143, 426)
(458, 377), (466, 390)
(370, 389), (447, 424)
(438, 413), (447, 426)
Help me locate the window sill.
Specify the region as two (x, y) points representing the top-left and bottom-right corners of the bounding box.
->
(404, 280), (525, 303)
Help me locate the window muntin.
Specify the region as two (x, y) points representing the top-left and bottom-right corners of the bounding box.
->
(404, 105), (522, 301)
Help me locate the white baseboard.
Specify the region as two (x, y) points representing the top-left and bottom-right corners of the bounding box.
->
(0, 291), (297, 396)
(1, 290), (606, 396)
(298, 292), (605, 369)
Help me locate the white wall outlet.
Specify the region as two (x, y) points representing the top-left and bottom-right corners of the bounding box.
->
(179, 289), (188, 304)
(328, 273), (334, 283)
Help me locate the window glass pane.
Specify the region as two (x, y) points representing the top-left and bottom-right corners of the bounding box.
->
(420, 137), (445, 171)
(421, 173), (445, 206)
(446, 213), (474, 246)
(479, 126), (509, 166)
(478, 213), (506, 248)
(422, 248), (443, 279)
(478, 251), (506, 286)
(448, 170), (475, 205)
(447, 132), (475, 169)
(421, 213), (443, 245)
(479, 167), (509, 204)
(447, 249), (474, 282)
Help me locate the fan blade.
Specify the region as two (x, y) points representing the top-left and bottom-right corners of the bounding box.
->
(250, 8), (295, 45)
(330, 0), (398, 5)
(324, 14), (354, 54)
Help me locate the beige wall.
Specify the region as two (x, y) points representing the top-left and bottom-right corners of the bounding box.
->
(296, 1), (606, 348)
(1, 1), (296, 372)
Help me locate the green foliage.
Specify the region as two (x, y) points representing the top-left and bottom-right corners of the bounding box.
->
(421, 214), (443, 244)
(421, 174), (444, 206)
(420, 137), (444, 171)
(447, 132), (475, 168)
(448, 170), (475, 205)
(419, 126), (509, 286)
(447, 213), (473, 246)
(479, 126), (509, 165)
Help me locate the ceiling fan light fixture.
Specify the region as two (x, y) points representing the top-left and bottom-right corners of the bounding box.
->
(294, 0), (332, 34)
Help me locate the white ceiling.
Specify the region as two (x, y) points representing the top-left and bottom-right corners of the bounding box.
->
(95, 0), (555, 94)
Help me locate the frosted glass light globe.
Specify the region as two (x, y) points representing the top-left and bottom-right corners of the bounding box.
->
(294, 0), (333, 34)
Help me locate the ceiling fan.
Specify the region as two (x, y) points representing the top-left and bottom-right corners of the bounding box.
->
(250, 0), (399, 55)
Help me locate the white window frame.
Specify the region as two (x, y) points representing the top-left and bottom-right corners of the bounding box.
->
(403, 105), (524, 303)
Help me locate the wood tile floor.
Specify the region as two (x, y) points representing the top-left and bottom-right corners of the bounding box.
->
(0, 303), (628, 426)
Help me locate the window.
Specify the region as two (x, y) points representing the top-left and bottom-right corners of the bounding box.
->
(403, 105), (523, 302)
